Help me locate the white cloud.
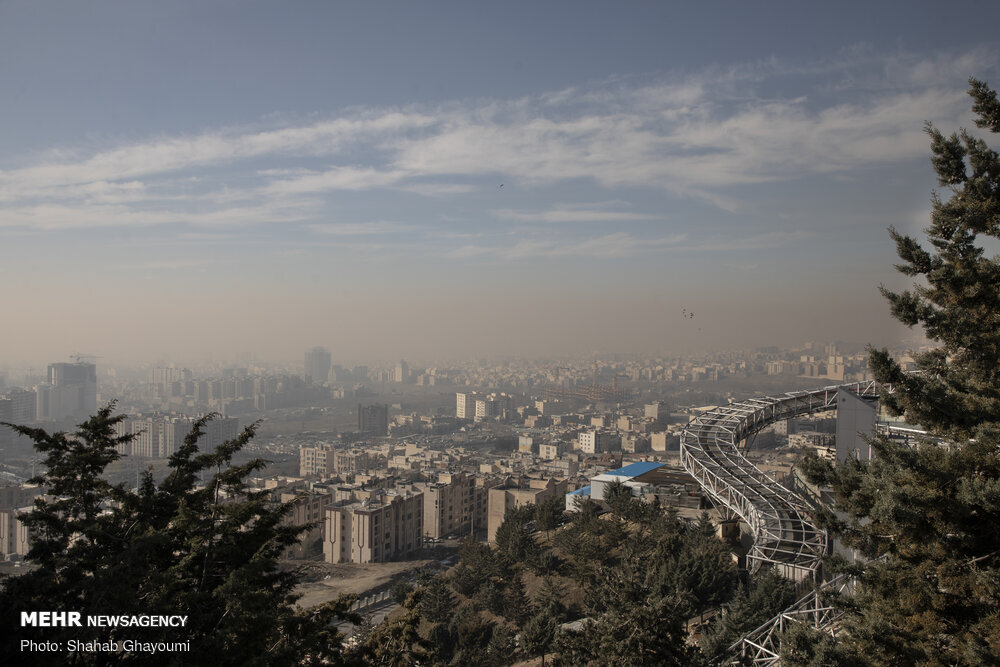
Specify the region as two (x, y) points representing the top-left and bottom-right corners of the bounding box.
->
(0, 48), (988, 234)
(0, 111), (437, 193)
(449, 232), (688, 260)
(493, 205), (656, 223)
(0, 200), (314, 230)
(264, 167), (412, 194)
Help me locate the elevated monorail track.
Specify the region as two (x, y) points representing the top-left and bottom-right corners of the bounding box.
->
(680, 380), (879, 580)
(680, 381), (885, 664)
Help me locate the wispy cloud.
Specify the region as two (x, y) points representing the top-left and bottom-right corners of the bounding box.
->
(493, 204), (656, 223)
(264, 167), (410, 194)
(0, 112), (437, 191)
(448, 232), (688, 260)
(0, 48), (990, 240)
(445, 227), (817, 260)
(0, 200), (315, 230)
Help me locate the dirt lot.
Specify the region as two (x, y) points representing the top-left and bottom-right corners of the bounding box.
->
(288, 559), (436, 609)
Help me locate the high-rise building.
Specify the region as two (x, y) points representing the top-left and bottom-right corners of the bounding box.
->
(304, 347), (331, 385)
(300, 443), (335, 477)
(456, 392), (472, 419)
(35, 362), (97, 421)
(358, 403), (389, 436)
(393, 360), (409, 383)
(1, 389), (35, 423)
(114, 414), (239, 459)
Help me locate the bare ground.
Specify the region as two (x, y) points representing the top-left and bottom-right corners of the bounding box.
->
(287, 559), (436, 609)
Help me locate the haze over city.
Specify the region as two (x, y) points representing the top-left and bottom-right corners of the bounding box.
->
(2, 1), (999, 366)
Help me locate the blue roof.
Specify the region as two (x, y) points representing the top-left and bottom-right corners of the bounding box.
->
(605, 461), (665, 478)
(568, 485), (591, 496)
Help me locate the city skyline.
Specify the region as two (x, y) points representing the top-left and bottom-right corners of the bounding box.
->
(2, 2), (999, 365)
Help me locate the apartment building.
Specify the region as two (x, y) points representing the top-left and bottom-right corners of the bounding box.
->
(487, 477), (567, 543)
(416, 471), (487, 540)
(323, 489), (423, 563)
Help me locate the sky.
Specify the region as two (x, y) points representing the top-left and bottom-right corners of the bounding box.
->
(1, 0), (999, 368)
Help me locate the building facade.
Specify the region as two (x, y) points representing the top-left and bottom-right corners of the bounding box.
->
(323, 490), (423, 563)
(358, 403), (389, 436)
(304, 347), (332, 385)
(417, 471), (487, 540)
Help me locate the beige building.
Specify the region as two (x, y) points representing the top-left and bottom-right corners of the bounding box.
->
(416, 472), (487, 540)
(300, 443), (335, 477)
(258, 478), (334, 557)
(333, 450), (375, 474)
(323, 490), (423, 563)
(621, 434), (650, 454)
(456, 392), (474, 419)
(538, 442), (563, 460)
(487, 477), (567, 543)
(0, 507), (31, 558)
(0, 484), (43, 559)
(579, 429), (619, 454)
(651, 431), (680, 452)
(300, 443), (378, 477)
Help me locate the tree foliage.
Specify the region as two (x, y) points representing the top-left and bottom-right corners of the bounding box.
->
(602, 478), (635, 518)
(534, 494), (565, 535)
(0, 405), (356, 666)
(519, 611), (557, 665)
(701, 568), (797, 661)
(493, 504), (538, 563)
(418, 576), (455, 624)
(798, 78), (1000, 665)
(348, 591), (429, 666)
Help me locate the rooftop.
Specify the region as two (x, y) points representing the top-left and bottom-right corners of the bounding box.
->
(603, 461), (665, 478)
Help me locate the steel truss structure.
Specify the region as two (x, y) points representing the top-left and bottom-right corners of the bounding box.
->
(679, 381), (884, 664)
(729, 573), (855, 665)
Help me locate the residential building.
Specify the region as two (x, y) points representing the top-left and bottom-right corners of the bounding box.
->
(416, 471), (486, 540)
(300, 443), (336, 477)
(323, 489), (423, 563)
(487, 477), (567, 542)
(579, 429), (619, 454)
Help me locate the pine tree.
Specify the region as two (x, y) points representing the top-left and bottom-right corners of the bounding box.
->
(520, 611), (557, 666)
(0, 406), (357, 666)
(417, 577), (455, 624)
(534, 494), (565, 536)
(533, 576), (569, 622)
(603, 478), (636, 519)
(799, 78), (1000, 664)
(700, 568), (796, 661)
(493, 505), (538, 563)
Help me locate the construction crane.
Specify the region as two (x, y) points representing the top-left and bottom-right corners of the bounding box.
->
(70, 353), (102, 364)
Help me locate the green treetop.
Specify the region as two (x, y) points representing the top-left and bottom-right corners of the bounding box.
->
(0, 405), (356, 667)
(798, 78), (1000, 666)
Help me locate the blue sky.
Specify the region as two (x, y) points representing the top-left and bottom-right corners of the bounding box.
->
(1, 1), (999, 366)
